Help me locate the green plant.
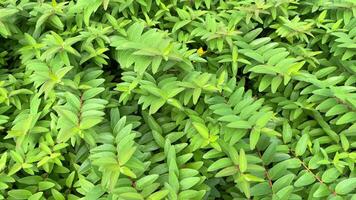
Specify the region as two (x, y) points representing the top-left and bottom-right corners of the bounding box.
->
(0, 0), (355, 199)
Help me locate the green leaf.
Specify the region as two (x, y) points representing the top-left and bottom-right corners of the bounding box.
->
(272, 174), (295, 192)
(243, 174), (265, 182)
(336, 112), (356, 125)
(250, 128), (260, 150)
(120, 166), (137, 178)
(192, 122), (209, 139)
(227, 120), (252, 129)
(38, 181), (55, 190)
(271, 76), (282, 93)
(294, 171), (315, 187)
(51, 189), (65, 200)
(178, 190), (202, 199)
(295, 134), (309, 156)
(239, 178), (251, 198)
(65, 172), (76, 187)
(239, 148), (247, 172)
(82, 88), (105, 100)
(250, 182), (272, 196)
(325, 105), (348, 117)
(335, 178), (356, 195)
(80, 117), (103, 129)
(282, 121), (292, 143)
(136, 174), (159, 190)
(118, 193), (144, 200)
(274, 186), (293, 200)
(56, 127), (79, 143)
(340, 133), (349, 151)
(207, 158), (233, 172)
(215, 166), (238, 177)
(313, 184), (330, 198)
(180, 177), (200, 190)
(0, 152), (7, 172)
(321, 168), (341, 183)
(8, 189), (32, 199)
(28, 192), (43, 200)
(8, 163), (22, 175)
(147, 190), (169, 200)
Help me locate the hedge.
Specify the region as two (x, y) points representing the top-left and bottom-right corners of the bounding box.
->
(0, 0), (355, 199)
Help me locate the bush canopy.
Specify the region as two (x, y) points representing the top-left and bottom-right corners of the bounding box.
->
(0, 0), (355, 199)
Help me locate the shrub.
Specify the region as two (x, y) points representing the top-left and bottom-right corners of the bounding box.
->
(0, 0), (355, 199)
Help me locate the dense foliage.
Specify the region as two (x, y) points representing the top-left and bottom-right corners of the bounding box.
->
(0, 0), (355, 199)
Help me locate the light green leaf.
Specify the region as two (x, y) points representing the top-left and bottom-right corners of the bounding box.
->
(192, 122), (209, 139)
(295, 134), (309, 156)
(294, 171), (315, 187)
(239, 148), (247, 172)
(335, 178), (356, 195)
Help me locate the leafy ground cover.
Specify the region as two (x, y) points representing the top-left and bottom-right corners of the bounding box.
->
(0, 0), (355, 199)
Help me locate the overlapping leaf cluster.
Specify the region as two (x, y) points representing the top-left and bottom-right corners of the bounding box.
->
(0, 0), (355, 199)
